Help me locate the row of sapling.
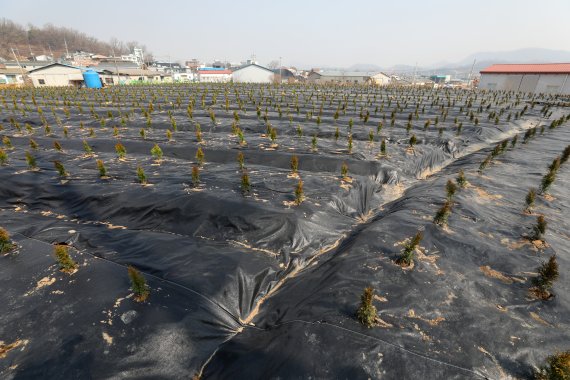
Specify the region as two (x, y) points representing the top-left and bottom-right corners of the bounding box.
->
(1, 85), (546, 161)
(478, 139), (510, 174)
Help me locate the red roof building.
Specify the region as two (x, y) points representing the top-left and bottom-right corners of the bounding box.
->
(480, 63), (570, 75)
(479, 63), (570, 94)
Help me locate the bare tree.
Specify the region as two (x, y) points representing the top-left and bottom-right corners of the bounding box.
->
(267, 60), (280, 69)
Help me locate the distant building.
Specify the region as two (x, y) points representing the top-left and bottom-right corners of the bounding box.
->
(272, 67), (297, 83)
(28, 63), (85, 87)
(0, 67), (25, 84)
(34, 55), (53, 62)
(98, 68), (171, 85)
(232, 64), (275, 83)
(4, 60), (49, 71)
(185, 59), (201, 71)
(429, 75), (451, 84)
(479, 63), (570, 94)
(121, 48), (144, 66)
(307, 70), (390, 85)
(197, 68), (232, 83)
(149, 61), (185, 73)
(173, 72), (195, 82)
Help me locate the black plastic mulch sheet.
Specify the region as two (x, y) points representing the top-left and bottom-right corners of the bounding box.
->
(0, 85), (568, 379)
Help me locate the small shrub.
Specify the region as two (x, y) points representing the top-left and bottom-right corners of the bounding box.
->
(311, 134), (317, 151)
(433, 200), (452, 226)
(241, 171), (251, 194)
(82, 140), (93, 155)
(356, 287), (378, 328)
(380, 139), (386, 155)
(237, 152), (245, 170)
(533, 215), (547, 241)
(548, 157), (561, 173)
(269, 127), (277, 143)
(136, 166), (147, 184)
(531, 255), (559, 300)
(53, 161), (68, 178)
(2, 136), (12, 149)
(396, 230), (423, 267)
(290, 155), (299, 174)
(446, 179), (457, 200)
(294, 179), (304, 205)
(29, 138), (39, 150)
(525, 189), (536, 212)
(128, 266), (149, 302)
(540, 171), (556, 194)
(237, 128), (246, 145)
(25, 151), (37, 170)
(54, 245), (77, 273)
(341, 163), (348, 179)
(196, 147), (205, 166)
(561, 145), (570, 164)
(0, 148), (7, 165)
(0, 227), (16, 254)
(409, 134), (417, 148)
(534, 351), (570, 380)
(96, 159), (107, 177)
(368, 130), (374, 143)
(115, 142), (127, 159)
(478, 155), (492, 173)
(456, 170), (467, 188)
(347, 134), (353, 153)
(334, 127), (340, 141)
(151, 144), (163, 161)
(53, 141), (63, 152)
(191, 165), (200, 186)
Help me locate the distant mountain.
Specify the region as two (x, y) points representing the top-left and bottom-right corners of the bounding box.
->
(338, 48), (570, 78)
(347, 63), (383, 72)
(456, 48), (570, 66)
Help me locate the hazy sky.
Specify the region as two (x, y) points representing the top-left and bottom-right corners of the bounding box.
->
(2, 0), (569, 67)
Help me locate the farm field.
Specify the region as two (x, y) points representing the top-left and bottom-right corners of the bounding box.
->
(0, 83), (569, 379)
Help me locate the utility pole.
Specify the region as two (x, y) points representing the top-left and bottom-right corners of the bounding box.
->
(279, 56), (282, 84)
(48, 45), (54, 61)
(64, 38), (70, 58)
(11, 47), (26, 82)
(112, 48), (120, 85)
(412, 62), (417, 87)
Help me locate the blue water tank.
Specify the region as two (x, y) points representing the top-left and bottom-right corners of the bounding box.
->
(83, 70), (102, 88)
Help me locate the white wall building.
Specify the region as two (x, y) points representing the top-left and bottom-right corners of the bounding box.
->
(197, 69), (232, 83)
(479, 63), (570, 94)
(232, 64), (275, 83)
(0, 67), (26, 85)
(308, 71), (390, 85)
(28, 63), (85, 87)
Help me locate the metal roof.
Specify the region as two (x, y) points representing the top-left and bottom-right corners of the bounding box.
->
(233, 63), (274, 73)
(198, 69), (232, 74)
(0, 67), (25, 75)
(480, 63), (570, 74)
(27, 62), (82, 73)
